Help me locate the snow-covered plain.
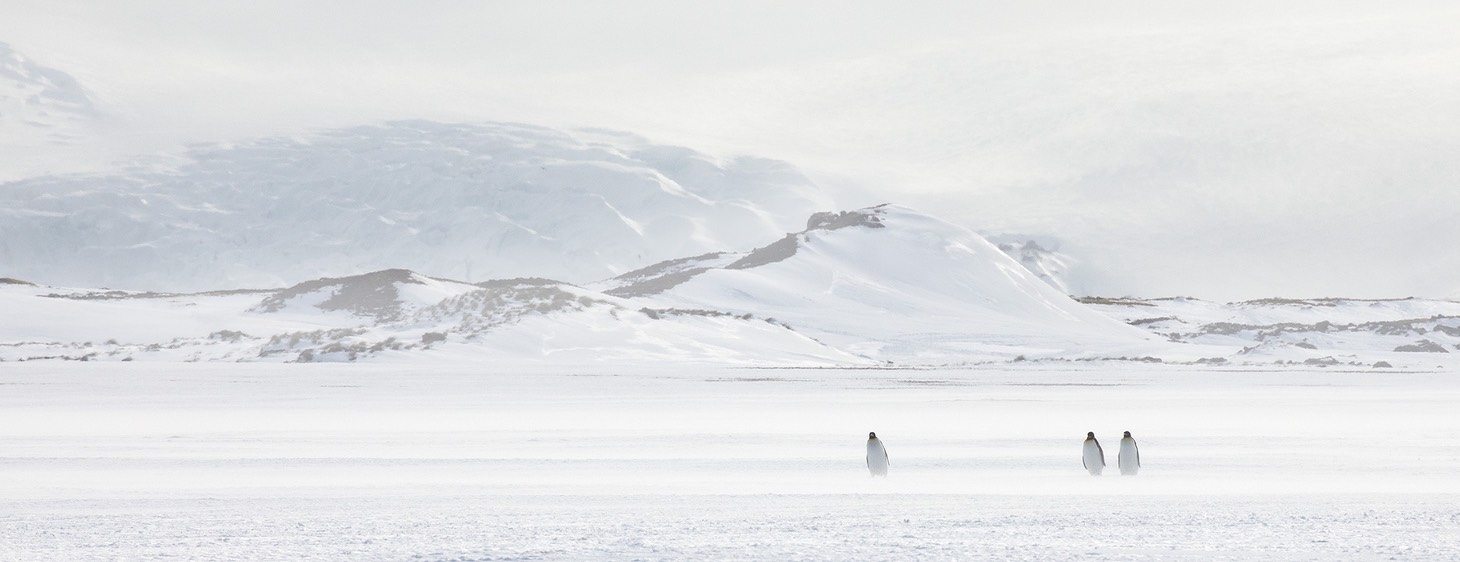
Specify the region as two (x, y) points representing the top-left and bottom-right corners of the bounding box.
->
(3, 361), (1457, 560)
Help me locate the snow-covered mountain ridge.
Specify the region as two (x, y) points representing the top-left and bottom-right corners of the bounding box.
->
(4, 204), (1455, 368)
(0, 120), (832, 291)
(0, 205), (1146, 365)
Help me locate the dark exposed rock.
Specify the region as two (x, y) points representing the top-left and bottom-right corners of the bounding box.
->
(726, 234), (801, 270)
(727, 206), (888, 271)
(1394, 340), (1449, 353)
(804, 207), (886, 231)
(254, 269), (426, 321)
(607, 267), (711, 298)
(474, 277), (561, 290)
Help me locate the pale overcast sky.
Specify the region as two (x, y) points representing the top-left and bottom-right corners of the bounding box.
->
(4, 1), (1458, 300)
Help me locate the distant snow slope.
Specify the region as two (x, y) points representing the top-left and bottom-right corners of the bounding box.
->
(984, 234), (1077, 295)
(1082, 296), (1460, 367)
(0, 41), (96, 143)
(0, 206), (1150, 365)
(5, 204), (1455, 368)
(0, 42), (107, 181)
(0, 120), (833, 291)
(603, 205), (1153, 362)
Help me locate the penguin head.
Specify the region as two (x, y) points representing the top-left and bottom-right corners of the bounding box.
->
(1123, 431), (1132, 438)
(868, 432), (877, 439)
(1086, 432), (1095, 439)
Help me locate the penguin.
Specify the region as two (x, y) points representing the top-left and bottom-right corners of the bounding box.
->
(866, 431), (889, 477)
(1118, 431), (1140, 475)
(1082, 431), (1105, 476)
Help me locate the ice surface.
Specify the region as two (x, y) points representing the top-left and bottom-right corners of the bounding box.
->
(2, 362), (1457, 560)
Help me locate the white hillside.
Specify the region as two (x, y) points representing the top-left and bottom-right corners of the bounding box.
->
(984, 234), (1078, 295)
(0, 42), (106, 181)
(609, 205), (1154, 362)
(0, 42), (96, 144)
(403, 280), (863, 365)
(0, 269), (862, 365)
(0, 205), (1155, 365)
(11, 204), (1455, 367)
(1082, 296), (1460, 367)
(0, 120), (833, 291)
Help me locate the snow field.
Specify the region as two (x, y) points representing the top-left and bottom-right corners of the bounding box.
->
(2, 362), (1458, 559)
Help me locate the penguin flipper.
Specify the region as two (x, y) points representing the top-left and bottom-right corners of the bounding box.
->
(1135, 441), (1140, 467)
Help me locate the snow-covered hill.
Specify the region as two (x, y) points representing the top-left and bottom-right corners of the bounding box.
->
(597, 205), (1151, 362)
(0, 120), (833, 291)
(0, 42), (108, 181)
(0, 41), (96, 143)
(1082, 296), (1460, 368)
(0, 205), (1149, 365)
(5, 204), (1455, 368)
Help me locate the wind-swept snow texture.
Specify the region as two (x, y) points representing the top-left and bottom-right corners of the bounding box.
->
(0, 120), (832, 292)
(2, 362), (1458, 560)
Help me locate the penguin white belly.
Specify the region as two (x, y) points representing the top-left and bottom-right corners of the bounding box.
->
(1082, 440), (1105, 476)
(1119, 438), (1140, 475)
(867, 441), (889, 476)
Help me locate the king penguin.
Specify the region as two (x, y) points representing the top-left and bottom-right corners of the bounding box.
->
(866, 432), (889, 477)
(1118, 431), (1140, 475)
(1082, 432), (1105, 476)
